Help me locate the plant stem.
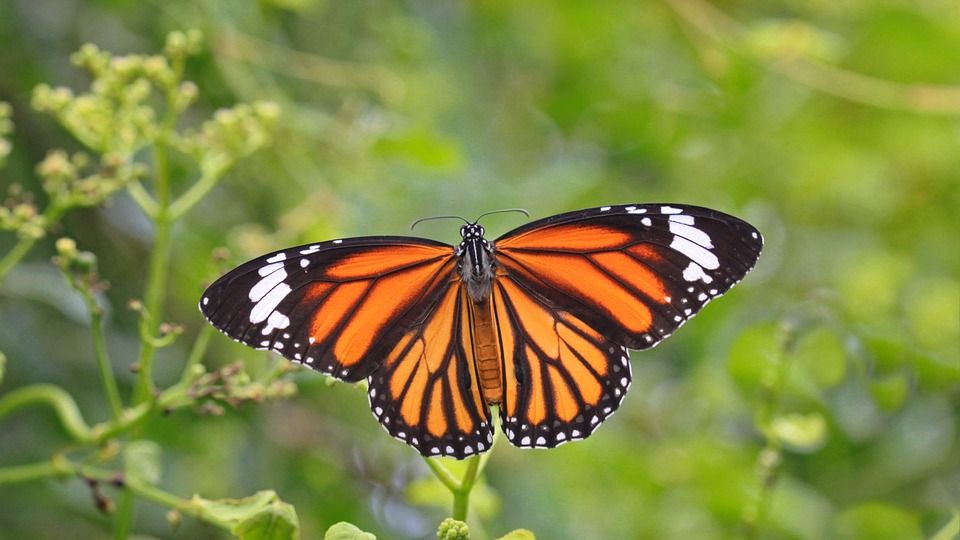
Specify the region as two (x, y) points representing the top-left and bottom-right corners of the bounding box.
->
(133, 118), (175, 405)
(87, 293), (124, 421)
(168, 165), (226, 221)
(113, 490), (135, 540)
(0, 384), (93, 443)
(423, 454), (483, 522)
(180, 324), (213, 385)
(0, 461), (61, 484)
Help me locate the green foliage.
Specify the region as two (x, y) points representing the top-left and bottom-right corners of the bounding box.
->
(324, 521), (376, 540)
(2, 1), (959, 539)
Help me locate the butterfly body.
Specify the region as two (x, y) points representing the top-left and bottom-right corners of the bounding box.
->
(201, 203), (763, 458)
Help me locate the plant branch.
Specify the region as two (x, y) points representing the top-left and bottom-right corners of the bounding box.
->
(0, 383), (94, 443)
(84, 291), (124, 421)
(168, 165), (227, 221)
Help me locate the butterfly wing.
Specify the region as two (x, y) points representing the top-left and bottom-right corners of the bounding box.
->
(493, 203), (762, 447)
(200, 237), (457, 382)
(367, 283), (494, 458)
(495, 203), (763, 350)
(492, 276), (632, 448)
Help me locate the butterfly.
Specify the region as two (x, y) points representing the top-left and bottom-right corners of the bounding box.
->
(200, 204), (763, 459)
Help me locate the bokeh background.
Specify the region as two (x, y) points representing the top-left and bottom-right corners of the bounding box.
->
(1, 1), (958, 539)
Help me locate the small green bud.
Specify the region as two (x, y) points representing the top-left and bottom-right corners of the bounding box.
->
(174, 81), (198, 111)
(55, 237), (78, 258)
(74, 251), (98, 273)
(253, 100), (281, 123)
(437, 518), (469, 540)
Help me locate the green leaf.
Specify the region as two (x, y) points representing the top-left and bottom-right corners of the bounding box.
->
(791, 327), (846, 389)
(727, 322), (782, 394)
(324, 521), (376, 540)
(232, 499), (300, 540)
(770, 413), (828, 453)
(190, 490), (300, 540)
(123, 440), (162, 484)
(869, 373), (909, 411)
(834, 502), (923, 540)
(496, 529), (536, 540)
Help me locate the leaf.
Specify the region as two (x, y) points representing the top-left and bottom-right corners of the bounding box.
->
(834, 502), (923, 540)
(791, 327), (846, 389)
(232, 499), (300, 540)
(324, 521), (376, 540)
(123, 440), (162, 484)
(496, 529), (536, 540)
(770, 413), (828, 453)
(189, 490), (300, 540)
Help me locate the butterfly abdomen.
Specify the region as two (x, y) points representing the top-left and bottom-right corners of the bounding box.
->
(466, 295), (503, 404)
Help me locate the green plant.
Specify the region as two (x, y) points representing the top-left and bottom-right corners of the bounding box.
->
(0, 30), (536, 540)
(0, 31), (295, 539)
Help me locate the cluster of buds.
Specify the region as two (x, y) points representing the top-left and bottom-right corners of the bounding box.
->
(188, 361), (297, 413)
(0, 185), (46, 240)
(35, 149), (144, 210)
(437, 518), (470, 540)
(53, 237), (108, 297)
(31, 31), (204, 156)
(179, 101), (281, 178)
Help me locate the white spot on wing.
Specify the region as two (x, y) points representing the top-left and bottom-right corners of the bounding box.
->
(671, 236), (719, 269)
(300, 259), (309, 268)
(266, 253), (286, 263)
(261, 310), (291, 334)
(250, 284), (292, 323)
(669, 221), (713, 248)
(661, 205), (683, 214)
(641, 217), (652, 226)
(682, 261), (714, 284)
(600, 206), (611, 211)
(249, 267), (288, 302)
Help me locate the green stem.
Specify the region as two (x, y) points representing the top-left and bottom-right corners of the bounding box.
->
(133, 134), (174, 405)
(168, 165), (227, 221)
(422, 454), (483, 522)
(127, 181), (158, 218)
(180, 324), (213, 385)
(452, 456), (480, 521)
(0, 460), (62, 484)
(87, 294), (124, 421)
(0, 384), (93, 443)
(113, 490), (135, 540)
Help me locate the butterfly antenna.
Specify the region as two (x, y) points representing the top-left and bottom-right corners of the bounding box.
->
(473, 208), (530, 224)
(410, 215), (470, 231)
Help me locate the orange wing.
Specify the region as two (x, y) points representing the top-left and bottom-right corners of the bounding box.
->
(492, 204), (763, 447)
(495, 204), (763, 351)
(492, 275), (631, 447)
(201, 237), (456, 382)
(367, 282), (494, 458)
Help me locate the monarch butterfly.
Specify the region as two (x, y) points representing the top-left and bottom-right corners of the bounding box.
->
(200, 204), (762, 459)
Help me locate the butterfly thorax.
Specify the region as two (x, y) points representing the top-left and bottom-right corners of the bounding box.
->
(457, 224), (497, 303)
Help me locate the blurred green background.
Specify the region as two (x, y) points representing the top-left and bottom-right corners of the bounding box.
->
(1, 0), (958, 539)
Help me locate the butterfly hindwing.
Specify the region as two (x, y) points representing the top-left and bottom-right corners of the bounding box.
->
(495, 203), (763, 351)
(367, 283), (494, 458)
(200, 237), (456, 381)
(493, 275), (632, 448)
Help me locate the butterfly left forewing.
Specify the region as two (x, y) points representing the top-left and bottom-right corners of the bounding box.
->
(201, 237), (456, 382)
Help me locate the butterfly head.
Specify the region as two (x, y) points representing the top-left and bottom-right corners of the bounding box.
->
(459, 223), (486, 241)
